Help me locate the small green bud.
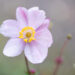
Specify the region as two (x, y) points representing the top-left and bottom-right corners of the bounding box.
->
(67, 34), (72, 40)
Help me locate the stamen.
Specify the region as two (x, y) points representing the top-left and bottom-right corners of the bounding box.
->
(19, 27), (36, 43)
(24, 39), (28, 43)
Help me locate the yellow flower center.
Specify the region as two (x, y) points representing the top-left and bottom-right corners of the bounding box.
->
(19, 27), (36, 43)
(26, 32), (32, 38)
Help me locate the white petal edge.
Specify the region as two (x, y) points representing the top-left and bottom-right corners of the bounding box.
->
(36, 19), (50, 31)
(35, 28), (53, 48)
(3, 38), (25, 57)
(28, 7), (46, 29)
(28, 7), (39, 11)
(0, 20), (20, 37)
(16, 7), (28, 29)
(24, 42), (48, 64)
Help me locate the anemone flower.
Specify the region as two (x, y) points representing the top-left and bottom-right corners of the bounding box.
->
(0, 7), (53, 64)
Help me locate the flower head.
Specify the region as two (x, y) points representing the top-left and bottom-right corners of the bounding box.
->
(0, 7), (53, 64)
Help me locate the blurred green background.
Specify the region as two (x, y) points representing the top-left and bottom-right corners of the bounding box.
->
(0, 0), (75, 75)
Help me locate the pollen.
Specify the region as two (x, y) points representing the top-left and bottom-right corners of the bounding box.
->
(19, 27), (36, 43)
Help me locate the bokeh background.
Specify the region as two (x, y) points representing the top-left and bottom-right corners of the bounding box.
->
(0, 0), (75, 75)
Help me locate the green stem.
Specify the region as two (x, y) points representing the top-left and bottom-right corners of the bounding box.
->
(24, 56), (31, 75)
(53, 39), (69, 75)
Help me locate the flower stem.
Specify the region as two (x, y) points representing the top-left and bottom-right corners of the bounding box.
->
(53, 39), (69, 75)
(24, 56), (31, 75)
(59, 39), (69, 57)
(53, 64), (60, 75)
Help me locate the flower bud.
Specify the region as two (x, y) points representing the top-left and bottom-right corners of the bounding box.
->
(67, 34), (72, 40)
(55, 57), (63, 64)
(30, 69), (36, 74)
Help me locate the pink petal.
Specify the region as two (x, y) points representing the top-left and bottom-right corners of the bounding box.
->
(35, 28), (53, 47)
(16, 7), (28, 29)
(3, 38), (25, 57)
(24, 42), (48, 64)
(0, 20), (20, 37)
(28, 7), (46, 29)
(28, 7), (39, 11)
(42, 19), (50, 28)
(36, 19), (50, 31)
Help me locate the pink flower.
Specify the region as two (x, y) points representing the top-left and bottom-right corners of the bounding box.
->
(0, 7), (53, 64)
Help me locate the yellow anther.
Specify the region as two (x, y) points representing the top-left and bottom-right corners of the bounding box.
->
(19, 35), (24, 38)
(28, 37), (36, 43)
(19, 32), (22, 35)
(24, 39), (28, 43)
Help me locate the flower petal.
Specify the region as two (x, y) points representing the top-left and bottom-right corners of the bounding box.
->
(36, 19), (50, 31)
(35, 28), (53, 47)
(16, 7), (28, 29)
(0, 20), (20, 37)
(24, 42), (48, 64)
(28, 7), (46, 29)
(3, 38), (25, 57)
(28, 7), (39, 11)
